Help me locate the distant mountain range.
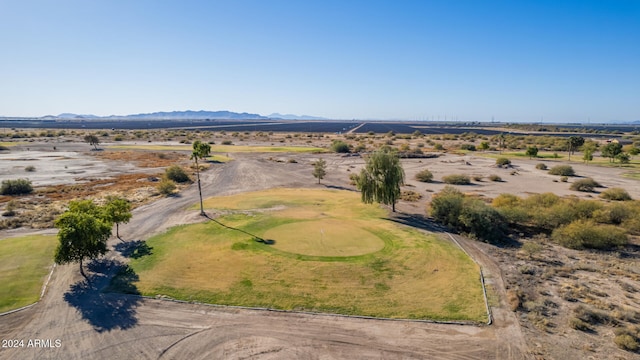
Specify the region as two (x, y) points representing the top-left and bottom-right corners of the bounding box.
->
(36, 110), (326, 121)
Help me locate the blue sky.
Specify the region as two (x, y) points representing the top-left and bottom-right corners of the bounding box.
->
(1, 1), (638, 122)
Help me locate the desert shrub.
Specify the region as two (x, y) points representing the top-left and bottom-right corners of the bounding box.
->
(551, 220), (627, 249)
(460, 143), (476, 151)
(570, 178), (601, 192)
(165, 165), (190, 183)
(429, 186), (465, 228)
(496, 158), (511, 167)
(348, 173), (359, 185)
(615, 334), (639, 352)
(431, 187), (506, 242)
(2, 200), (17, 217)
(24, 165), (36, 172)
(1, 179), (33, 195)
(0, 145), (9, 151)
(522, 242), (543, 258)
(535, 163), (547, 170)
(433, 143), (444, 150)
(472, 175), (483, 181)
(221, 140), (233, 145)
(569, 317), (592, 332)
(600, 188), (632, 201)
(414, 169), (433, 182)
(548, 165), (575, 176)
(114, 135), (124, 141)
(458, 199), (507, 241)
(157, 179), (176, 196)
(442, 174), (471, 185)
(489, 174), (502, 182)
(593, 203), (631, 225)
(560, 176), (568, 182)
(400, 190), (422, 202)
(614, 327), (640, 352)
(331, 140), (350, 153)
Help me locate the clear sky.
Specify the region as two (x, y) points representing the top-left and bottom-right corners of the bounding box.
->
(1, 1), (638, 122)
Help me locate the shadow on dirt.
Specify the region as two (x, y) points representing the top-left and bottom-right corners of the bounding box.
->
(63, 259), (141, 333)
(114, 240), (153, 259)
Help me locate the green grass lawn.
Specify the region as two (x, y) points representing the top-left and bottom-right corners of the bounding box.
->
(109, 144), (326, 153)
(121, 188), (487, 321)
(0, 235), (57, 313)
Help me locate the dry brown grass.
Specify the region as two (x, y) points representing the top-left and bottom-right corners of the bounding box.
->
(97, 150), (186, 167)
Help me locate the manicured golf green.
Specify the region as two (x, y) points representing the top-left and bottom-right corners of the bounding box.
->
(123, 188), (487, 321)
(0, 235), (57, 313)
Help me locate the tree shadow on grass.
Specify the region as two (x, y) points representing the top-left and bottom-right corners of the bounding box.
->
(203, 213), (272, 243)
(63, 259), (141, 333)
(114, 240), (153, 259)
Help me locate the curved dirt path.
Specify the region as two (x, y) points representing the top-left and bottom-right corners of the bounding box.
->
(0, 154), (530, 359)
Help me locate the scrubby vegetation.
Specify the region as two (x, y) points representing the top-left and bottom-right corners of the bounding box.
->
(535, 163), (547, 170)
(415, 169), (434, 182)
(489, 174), (502, 182)
(331, 140), (350, 153)
(157, 179), (176, 196)
(165, 165), (191, 183)
(496, 158), (511, 167)
(569, 178), (602, 192)
(1, 179), (34, 195)
(429, 186), (506, 242)
(551, 220), (627, 249)
(548, 165), (575, 176)
(600, 187), (632, 201)
(442, 174), (471, 185)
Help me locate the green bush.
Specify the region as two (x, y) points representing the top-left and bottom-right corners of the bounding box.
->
(570, 178), (601, 192)
(331, 140), (350, 153)
(1, 179), (33, 195)
(560, 176), (568, 182)
(548, 165), (575, 176)
(535, 163), (547, 170)
(430, 186), (506, 242)
(496, 158), (511, 167)
(429, 186), (464, 228)
(551, 220), (627, 249)
(489, 174), (502, 182)
(458, 199), (507, 241)
(221, 140), (233, 145)
(24, 165), (36, 172)
(165, 165), (191, 183)
(415, 169), (434, 182)
(442, 174), (471, 185)
(615, 334), (639, 352)
(157, 179), (176, 196)
(460, 143), (476, 151)
(600, 188), (632, 201)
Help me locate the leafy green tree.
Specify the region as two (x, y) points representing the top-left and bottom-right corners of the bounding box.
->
(54, 211), (112, 280)
(83, 134), (100, 150)
(103, 197), (132, 239)
(583, 148), (593, 165)
(479, 141), (490, 151)
(602, 142), (623, 162)
(616, 152), (630, 166)
(567, 136), (584, 161)
(356, 148), (405, 212)
(525, 146), (539, 159)
(312, 158), (327, 184)
(191, 140), (211, 215)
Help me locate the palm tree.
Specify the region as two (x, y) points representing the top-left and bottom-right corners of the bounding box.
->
(191, 140), (211, 215)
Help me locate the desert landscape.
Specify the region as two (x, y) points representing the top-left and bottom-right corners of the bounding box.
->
(1, 124), (639, 359)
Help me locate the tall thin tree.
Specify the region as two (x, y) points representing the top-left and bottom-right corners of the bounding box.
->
(191, 140), (211, 215)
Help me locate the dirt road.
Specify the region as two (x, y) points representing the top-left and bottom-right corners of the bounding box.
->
(0, 154), (530, 359)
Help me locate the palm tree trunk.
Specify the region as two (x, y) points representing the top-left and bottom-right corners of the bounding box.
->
(196, 158), (204, 215)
